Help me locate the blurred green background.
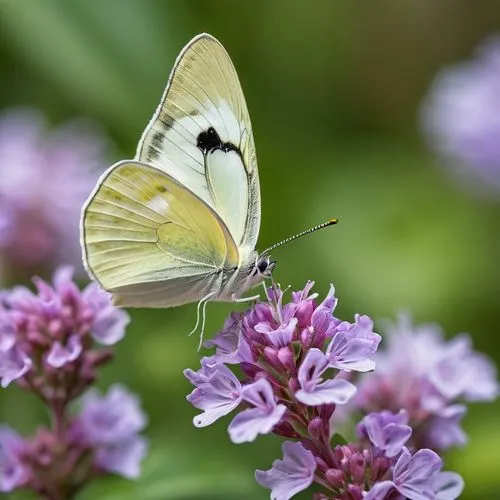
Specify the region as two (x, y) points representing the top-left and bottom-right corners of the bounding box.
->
(1, 0), (499, 498)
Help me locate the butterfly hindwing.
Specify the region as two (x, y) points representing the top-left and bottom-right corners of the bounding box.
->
(81, 160), (239, 307)
(137, 33), (260, 254)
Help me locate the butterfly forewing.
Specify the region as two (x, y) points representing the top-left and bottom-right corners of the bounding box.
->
(137, 33), (260, 252)
(82, 160), (239, 307)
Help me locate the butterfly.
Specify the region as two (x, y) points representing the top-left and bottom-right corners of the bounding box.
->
(81, 33), (336, 330)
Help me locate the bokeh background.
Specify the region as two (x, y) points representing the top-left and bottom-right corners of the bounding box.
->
(1, 0), (499, 498)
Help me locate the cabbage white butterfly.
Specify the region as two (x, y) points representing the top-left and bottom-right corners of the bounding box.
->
(81, 34), (336, 327)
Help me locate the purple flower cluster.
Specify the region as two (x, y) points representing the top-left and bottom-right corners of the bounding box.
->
(257, 410), (463, 500)
(0, 109), (108, 279)
(0, 266), (128, 396)
(347, 314), (498, 451)
(421, 37), (500, 193)
(185, 283), (468, 499)
(0, 385), (147, 494)
(0, 267), (147, 496)
(185, 282), (380, 445)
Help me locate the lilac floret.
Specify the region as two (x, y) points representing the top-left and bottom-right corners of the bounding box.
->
(357, 410), (411, 457)
(326, 315), (381, 372)
(365, 448), (443, 500)
(255, 317), (298, 348)
(94, 435), (148, 479)
(185, 359), (242, 427)
(425, 405), (467, 449)
(295, 348), (357, 406)
(203, 313), (251, 364)
(309, 285), (338, 337)
(46, 334), (82, 368)
(84, 284), (129, 345)
(429, 333), (498, 402)
(228, 378), (286, 443)
(78, 385), (147, 445)
(0, 426), (27, 492)
(434, 471), (465, 500)
(255, 441), (316, 500)
(392, 447), (442, 500)
(0, 347), (31, 388)
(0, 316), (16, 352)
(77, 385), (148, 479)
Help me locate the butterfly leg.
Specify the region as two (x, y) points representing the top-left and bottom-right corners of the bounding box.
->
(189, 291), (216, 337)
(198, 298), (212, 351)
(189, 299), (204, 337)
(189, 291), (216, 351)
(231, 293), (260, 303)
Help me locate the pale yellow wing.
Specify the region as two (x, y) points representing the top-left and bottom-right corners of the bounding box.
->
(81, 160), (239, 307)
(136, 33), (260, 254)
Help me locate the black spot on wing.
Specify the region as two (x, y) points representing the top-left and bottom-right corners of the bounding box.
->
(197, 127), (242, 158)
(197, 127), (222, 153)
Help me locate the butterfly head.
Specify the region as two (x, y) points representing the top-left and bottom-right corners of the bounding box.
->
(252, 254), (276, 281)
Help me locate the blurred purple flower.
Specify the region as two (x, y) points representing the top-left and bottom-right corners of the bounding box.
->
(0, 426), (28, 492)
(356, 410), (412, 458)
(255, 441), (316, 500)
(46, 334), (82, 368)
(94, 436), (148, 480)
(83, 284), (129, 345)
(76, 385), (148, 479)
(429, 333), (498, 402)
(0, 108), (109, 276)
(0, 347), (31, 388)
(347, 314), (498, 451)
(78, 385), (146, 444)
(424, 405), (467, 449)
(0, 266), (129, 394)
(421, 37), (500, 193)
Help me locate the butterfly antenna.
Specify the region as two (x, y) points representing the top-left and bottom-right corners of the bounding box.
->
(261, 218), (338, 256)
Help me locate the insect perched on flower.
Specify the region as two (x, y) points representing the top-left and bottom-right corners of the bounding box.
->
(80, 34), (336, 334)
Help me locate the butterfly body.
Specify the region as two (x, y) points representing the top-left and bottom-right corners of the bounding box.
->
(81, 33), (273, 308)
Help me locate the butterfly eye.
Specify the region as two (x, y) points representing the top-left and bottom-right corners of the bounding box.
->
(257, 260), (269, 274)
(254, 258), (275, 278)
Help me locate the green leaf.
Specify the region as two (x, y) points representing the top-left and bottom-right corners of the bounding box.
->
(330, 433), (347, 447)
